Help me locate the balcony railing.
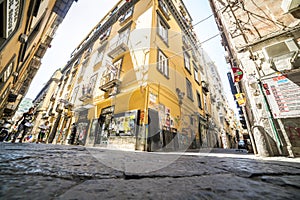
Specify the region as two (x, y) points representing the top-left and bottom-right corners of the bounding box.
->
(29, 56), (41, 70)
(99, 71), (121, 92)
(201, 81), (209, 93)
(107, 40), (129, 59)
(43, 35), (53, 47)
(79, 93), (93, 102)
(35, 44), (48, 58)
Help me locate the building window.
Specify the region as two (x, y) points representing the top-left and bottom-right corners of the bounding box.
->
(73, 58), (80, 67)
(157, 14), (168, 44)
(79, 61), (88, 77)
(158, 0), (169, 19)
(193, 62), (199, 83)
(190, 115), (194, 125)
(100, 26), (111, 41)
(0, 63), (13, 83)
(197, 91), (202, 109)
(118, 25), (131, 45)
(184, 52), (191, 72)
(0, 57), (14, 87)
(94, 47), (105, 65)
(0, 0), (22, 44)
(112, 58), (123, 79)
(71, 86), (79, 103)
(119, 6), (134, 23)
(157, 50), (169, 77)
(186, 78), (193, 101)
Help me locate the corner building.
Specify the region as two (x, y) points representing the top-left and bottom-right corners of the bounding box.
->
(44, 0), (212, 151)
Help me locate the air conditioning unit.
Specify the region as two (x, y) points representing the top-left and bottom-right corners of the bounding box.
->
(262, 38), (300, 71)
(281, 0), (300, 13)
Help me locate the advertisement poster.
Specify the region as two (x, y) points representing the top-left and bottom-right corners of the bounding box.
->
(77, 122), (89, 145)
(263, 75), (300, 118)
(88, 119), (100, 145)
(112, 110), (138, 136)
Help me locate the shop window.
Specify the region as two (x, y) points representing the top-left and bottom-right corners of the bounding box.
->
(186, 78), (193, 101)
(157, 50), (169, 78)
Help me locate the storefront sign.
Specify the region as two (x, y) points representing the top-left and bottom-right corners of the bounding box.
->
(263, 75), (300, 118)
(5, 0), (21, 38)
(235, 93), (246, 107)
(149, 93), (157, 105)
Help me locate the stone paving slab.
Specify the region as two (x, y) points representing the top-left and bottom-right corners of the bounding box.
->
(0, 175), (76, 199)
(57, 174), (300, 200)
(1, 143), (300, 199)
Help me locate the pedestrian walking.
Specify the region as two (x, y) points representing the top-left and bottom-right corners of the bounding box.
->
(69, 123), (77, 145)
(11, 107), (34, 143)
(36, 121), (50, 143)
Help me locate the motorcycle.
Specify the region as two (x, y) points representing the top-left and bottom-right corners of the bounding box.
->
(0, 119), (12, 142)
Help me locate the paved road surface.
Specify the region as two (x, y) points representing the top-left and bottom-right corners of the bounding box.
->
(0, 143), (299, 199)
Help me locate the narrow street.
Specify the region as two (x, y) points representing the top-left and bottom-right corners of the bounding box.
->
(0, 143), (299, 199)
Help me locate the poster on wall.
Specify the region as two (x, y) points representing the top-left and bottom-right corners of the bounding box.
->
(263, 75), (300, 118)
(112, 110), (139, 136)
(77, 121), (90, 145)
(88, 119), (99, 145)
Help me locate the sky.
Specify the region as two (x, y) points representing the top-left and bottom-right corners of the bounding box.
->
(26, 0), (235, 110)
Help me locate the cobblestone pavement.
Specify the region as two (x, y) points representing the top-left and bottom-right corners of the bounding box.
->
(0, 143), (299, 200)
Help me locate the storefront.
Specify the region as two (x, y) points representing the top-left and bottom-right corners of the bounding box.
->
(75, 109), (90, 145)
(93, 106), (140, 150)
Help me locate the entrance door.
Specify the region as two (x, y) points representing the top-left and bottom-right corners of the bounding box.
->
(94, 106), (115, 145)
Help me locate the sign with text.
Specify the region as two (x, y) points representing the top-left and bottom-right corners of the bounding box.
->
(263, 75), (300, 118)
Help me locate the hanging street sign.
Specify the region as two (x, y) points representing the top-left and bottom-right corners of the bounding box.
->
(232, 67), (244, 82)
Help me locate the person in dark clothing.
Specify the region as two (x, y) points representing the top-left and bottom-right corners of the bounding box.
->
(69, 123), (77, 145)
(12, 107), (34, 143)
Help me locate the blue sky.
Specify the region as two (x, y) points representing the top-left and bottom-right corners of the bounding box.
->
(26, 0), (235, 109)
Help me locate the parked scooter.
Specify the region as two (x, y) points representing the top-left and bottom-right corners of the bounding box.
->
(0, 119), (13, 142)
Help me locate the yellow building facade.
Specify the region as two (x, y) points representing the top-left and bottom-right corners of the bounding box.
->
(0, 0), (76, 119)
(40, 0), (211, 151)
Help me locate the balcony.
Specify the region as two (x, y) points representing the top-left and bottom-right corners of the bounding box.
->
(107, 40), (129, 59)
(79, 93), (93, 102)
(201, 81), (209, 93)
(7, 93), (18, 102)
(99, 72), (121, 92)
(29, 56), (41, 70)
(79, 84), (93, 102)
(35, 44), (48, 58)
(43, 35), (53, 47)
